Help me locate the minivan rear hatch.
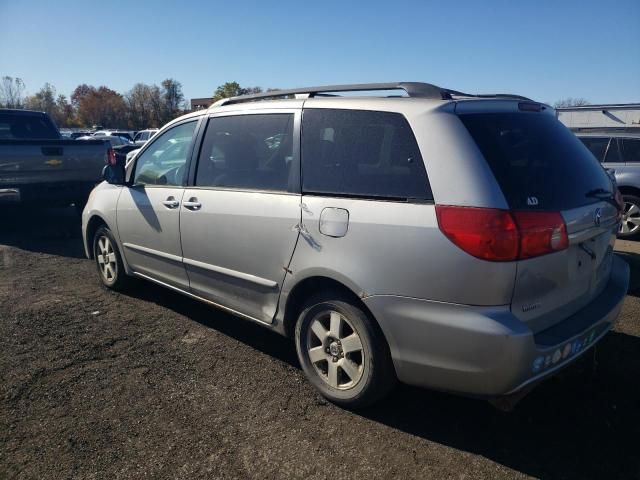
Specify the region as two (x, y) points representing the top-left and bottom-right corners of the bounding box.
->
(457, 103), (620, 333)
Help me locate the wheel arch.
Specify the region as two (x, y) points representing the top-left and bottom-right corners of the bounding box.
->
(281, 275), (383, 341)
(617, 185), (640, 197)
(85, 214), (129, 274)
(85, 215), (110, 259)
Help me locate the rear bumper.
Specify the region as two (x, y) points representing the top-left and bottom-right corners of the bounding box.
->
(363, 255), (630, 396)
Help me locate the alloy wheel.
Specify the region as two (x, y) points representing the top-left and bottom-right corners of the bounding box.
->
(620, 201), (640, 236)
(96, 235), (118, 283)
(306, 310), (364, 390)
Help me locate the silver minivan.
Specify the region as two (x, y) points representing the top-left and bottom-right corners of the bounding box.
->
(83, 83), (630, 407)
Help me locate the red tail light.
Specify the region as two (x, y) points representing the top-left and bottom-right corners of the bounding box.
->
(435, 206), (519, 261)
(106, 148), (116, 166)
(436, 206), (568, 262)
(512, 211), (568, 259)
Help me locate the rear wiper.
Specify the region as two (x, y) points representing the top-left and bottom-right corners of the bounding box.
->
(585, 188), (620, 211)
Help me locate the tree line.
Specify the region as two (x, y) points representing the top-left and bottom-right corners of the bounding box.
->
(0, 77), (278, 130)
(0, 76), (186, 130)
(7, 78), (588, 126)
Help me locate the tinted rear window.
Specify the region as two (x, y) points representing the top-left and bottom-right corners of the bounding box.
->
(0, 113), (59, 140)
(460, 113), (612, 210)
(302, 109), (432, 201)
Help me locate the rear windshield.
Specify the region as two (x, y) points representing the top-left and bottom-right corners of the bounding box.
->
(459, 112), (612, 210)
(0, 113), (59, 140)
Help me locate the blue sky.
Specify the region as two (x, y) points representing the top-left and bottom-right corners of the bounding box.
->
(1, 0), (638, 105)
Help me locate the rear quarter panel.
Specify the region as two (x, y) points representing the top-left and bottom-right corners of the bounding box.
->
(283, 197), (517, 306)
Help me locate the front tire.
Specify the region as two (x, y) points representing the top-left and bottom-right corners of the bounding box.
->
(93, 225), (129, 290)
(619, 195), (640, 239)
(295, 294), (396, 408)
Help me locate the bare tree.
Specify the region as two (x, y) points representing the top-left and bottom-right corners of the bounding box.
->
(554, 97), (590, 108)
(0, 76), (26, 108)
(126, 83), (164, 129)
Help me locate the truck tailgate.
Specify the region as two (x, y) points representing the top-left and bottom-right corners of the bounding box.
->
(0, 139), (108, 185)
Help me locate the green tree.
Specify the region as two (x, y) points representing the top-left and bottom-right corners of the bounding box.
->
(161, 78), (185, 123)
(211, 82), (263, 103)
(24, 83), (58, 118)
(212, 81), (243, 102)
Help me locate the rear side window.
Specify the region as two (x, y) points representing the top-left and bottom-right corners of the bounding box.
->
(0, 113), (59, 139)
(621, 139), (640, 163)
(460, 113), (612, 210)
(301, 109), (432, 201)
(196, 114), (295, 192)
(579, 137), (610, 162)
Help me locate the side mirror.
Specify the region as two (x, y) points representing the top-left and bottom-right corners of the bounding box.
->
(102, 148), (126, 185)
(102, 163), (125, 185)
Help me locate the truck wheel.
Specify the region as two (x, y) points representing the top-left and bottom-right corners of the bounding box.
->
(619, 195), (640, 239)
(93, 226), (129, 291)
(295, 294), (396, 408)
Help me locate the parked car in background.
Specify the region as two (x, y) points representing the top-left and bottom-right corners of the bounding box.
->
(71, 131), (92, 139)
(0, 109), (111, 207)
(77, 135), (131, 148)
(577, 132), (640, 238)
(92, 130), (135, 142)
(83, 82), (628, 408)
(133, 128), (159, 146)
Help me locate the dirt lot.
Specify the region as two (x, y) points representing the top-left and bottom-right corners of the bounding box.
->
(1, 207), (639, 480)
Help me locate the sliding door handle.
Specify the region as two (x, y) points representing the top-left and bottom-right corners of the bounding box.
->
(183, 198), (201, 211)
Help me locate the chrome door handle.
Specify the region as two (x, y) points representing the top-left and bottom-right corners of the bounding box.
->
(162, 197), (180, 209)
(183, 198), (202, 211)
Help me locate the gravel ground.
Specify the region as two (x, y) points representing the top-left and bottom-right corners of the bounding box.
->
(1, 207), (639, 480)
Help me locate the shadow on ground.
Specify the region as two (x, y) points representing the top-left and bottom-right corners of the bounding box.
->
(125, 279), (640, 479)
(0, 206), (85, 258)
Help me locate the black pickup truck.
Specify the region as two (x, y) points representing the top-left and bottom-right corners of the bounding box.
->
(0, 109), (110, 207)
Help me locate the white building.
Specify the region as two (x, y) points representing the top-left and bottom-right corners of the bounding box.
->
(557, 103), (640, 132)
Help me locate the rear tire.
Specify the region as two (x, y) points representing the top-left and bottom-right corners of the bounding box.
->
(93, 225), (129, 291)
(294, 293), (396, 408)
(618, 195), (640, 239)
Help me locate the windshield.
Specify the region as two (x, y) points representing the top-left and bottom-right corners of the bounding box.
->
(459, 112), (613, 210)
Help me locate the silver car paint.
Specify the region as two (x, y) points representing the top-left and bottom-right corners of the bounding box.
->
(180, 188), (301, 323)
(83, 96), (630, 397)
(117, 185), (190, 290)
(363, 254), (628, 395)
(285, 197), (517, 304)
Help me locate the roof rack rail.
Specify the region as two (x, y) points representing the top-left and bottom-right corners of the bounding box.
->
(211, 82), (533, 107)
(213, 82), (455, 107)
